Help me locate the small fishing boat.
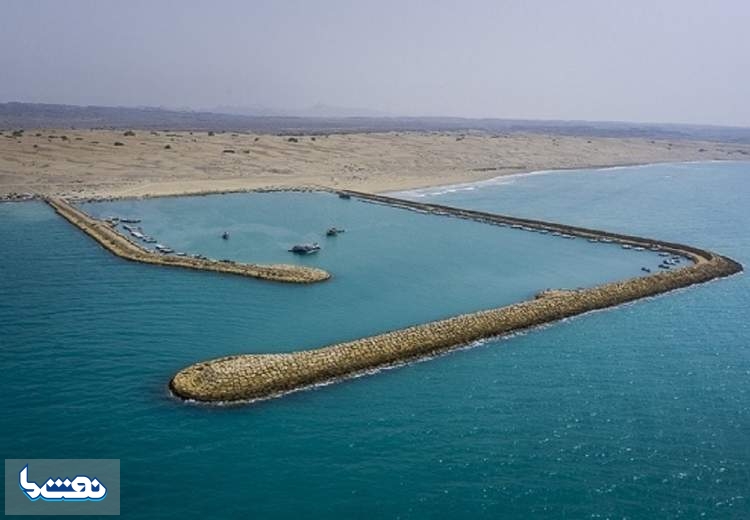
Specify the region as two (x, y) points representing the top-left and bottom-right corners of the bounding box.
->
(622, 244), (633, 249)
(634, 246), (645, 251)
(641, 267), (652, 273)
(659, 252), (671, 257)
(326, 227), (345, 237)
(338, 193), (351, 199)
(120, 218), (141, 224)
(221, 231), (230, 240)
(289, 243), (321, 255)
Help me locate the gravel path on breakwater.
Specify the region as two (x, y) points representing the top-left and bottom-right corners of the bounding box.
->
(170, 192), (742, 403)
(46, 197), (331, 284)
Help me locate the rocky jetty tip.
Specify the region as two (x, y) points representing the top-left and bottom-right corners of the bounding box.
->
(170, 191), (742, 404)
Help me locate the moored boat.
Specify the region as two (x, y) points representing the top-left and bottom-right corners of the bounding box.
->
(289, 242), (321, 255)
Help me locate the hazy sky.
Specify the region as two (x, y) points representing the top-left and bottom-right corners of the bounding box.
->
(1, 0), (748, 126)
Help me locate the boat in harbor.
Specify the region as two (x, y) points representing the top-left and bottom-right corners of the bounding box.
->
(222, 231), (230, 240)
(338, 193), (351, 199)
(120, 218), (141, 224)
(622, 244), (632, 249)
(289, 243), (321, 255)
(641, 267), (652, 273)
(326, 227), (345, 237)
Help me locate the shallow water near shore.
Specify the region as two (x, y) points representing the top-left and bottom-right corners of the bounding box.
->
(1, 161), (749, 518)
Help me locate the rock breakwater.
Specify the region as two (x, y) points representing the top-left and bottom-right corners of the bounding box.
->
(46, 197), (331, 284)
(170, 192), (742, 403)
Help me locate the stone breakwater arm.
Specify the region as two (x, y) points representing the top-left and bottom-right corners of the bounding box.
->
(45, 197), (331, 284)
(170, 195), (742, 403)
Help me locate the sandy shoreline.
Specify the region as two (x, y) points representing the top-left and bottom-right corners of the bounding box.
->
(2, 128), (749, 200)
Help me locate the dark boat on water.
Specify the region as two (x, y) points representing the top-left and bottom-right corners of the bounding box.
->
(289, 243), (321, 255)
(222, 231), (229, 240)
(326, 227), (345, 237)
(338, 193), (351, 199)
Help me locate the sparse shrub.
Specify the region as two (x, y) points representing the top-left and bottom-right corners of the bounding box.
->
(35, 133), (42, 137)
(223, 149), (235, 153)
(243, 149), (250, 154)
(208, 131), (215, 136)
(60, 135), (68, 141)
(254, 137), (260, 142)
(287, 137), (298, 143)
(311, 136), (316, 141)
(114, 141), (124, 146)
(12, 130), (24, 137)
(123, 130), (135, 136)
(164, 144), (171, 149)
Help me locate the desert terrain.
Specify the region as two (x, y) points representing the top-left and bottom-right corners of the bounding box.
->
(1, 128), (749, 199)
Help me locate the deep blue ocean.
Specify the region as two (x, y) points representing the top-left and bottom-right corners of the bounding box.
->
(1, 161), (748, 518)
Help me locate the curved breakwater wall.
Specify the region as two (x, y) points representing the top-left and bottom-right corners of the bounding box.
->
(46, 197), (331, 284)
(170, 191), (743, 403)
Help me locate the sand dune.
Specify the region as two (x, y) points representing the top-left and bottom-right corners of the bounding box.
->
(1, 129), (748, 199)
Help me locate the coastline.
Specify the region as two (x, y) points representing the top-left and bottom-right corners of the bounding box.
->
(3, 159), (748, 204)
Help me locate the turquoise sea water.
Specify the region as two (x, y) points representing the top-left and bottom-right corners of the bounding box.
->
(1, 161), (748, 518)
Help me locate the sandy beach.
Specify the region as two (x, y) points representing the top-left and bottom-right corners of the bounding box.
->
(1, 129), (749, 199)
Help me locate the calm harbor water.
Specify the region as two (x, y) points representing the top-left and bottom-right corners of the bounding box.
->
(1, 161), (748, 518)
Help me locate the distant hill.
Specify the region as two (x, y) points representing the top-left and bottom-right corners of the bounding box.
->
(1, 102), (749, 143)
